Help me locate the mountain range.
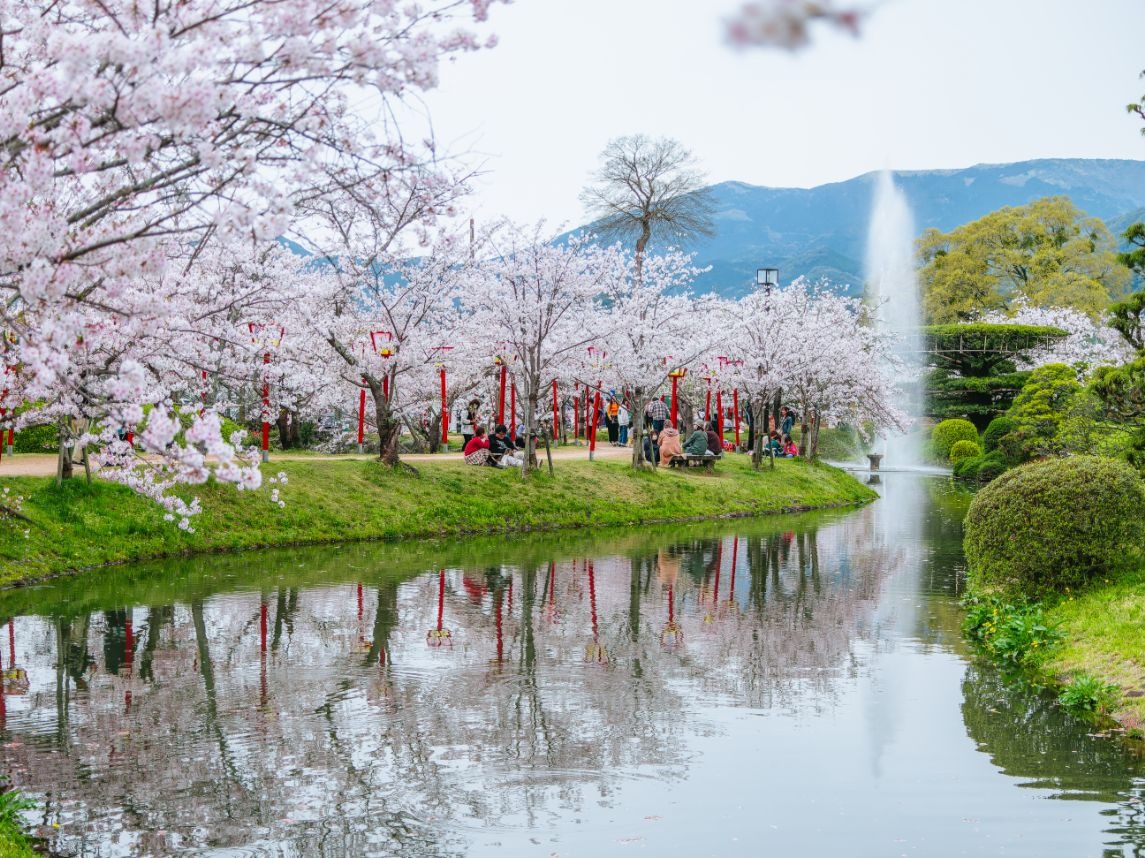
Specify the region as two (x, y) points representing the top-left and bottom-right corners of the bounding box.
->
(575, 158), (1145, 298)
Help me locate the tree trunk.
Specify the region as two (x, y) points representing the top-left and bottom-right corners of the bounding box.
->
(798, 414), (810, 457)
(521, 383), (539, 477)
(367, 375), (401, 467)
(809, 411), (822, 460)
(57, 421), (73, 484)
(750, 394), (768, 470)
(276, 408), (291, 450)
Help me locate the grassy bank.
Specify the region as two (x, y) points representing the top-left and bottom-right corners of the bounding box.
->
(0, 455), (874, 584)
(1040, 567), (1145, 732)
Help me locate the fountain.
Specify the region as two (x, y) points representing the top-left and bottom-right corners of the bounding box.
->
(864, 171), (925, 468)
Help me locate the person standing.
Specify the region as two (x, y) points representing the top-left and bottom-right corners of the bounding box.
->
(606, 396), (620, 445)
(780, 406), (794, 439)
(647, 396), (669, 435)
(460, 399), (480, 451)
(617, 402), (630, 446)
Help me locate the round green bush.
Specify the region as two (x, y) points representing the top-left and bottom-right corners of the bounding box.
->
(982, 416), (1016, 454)
(964, 456), (1145, 596)
(975, 458), (1006, 482)
(931, 418), (979, 460)
(949, 439), (982, 463)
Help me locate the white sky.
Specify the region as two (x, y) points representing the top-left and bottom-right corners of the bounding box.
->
(416, 0), (1145, 228)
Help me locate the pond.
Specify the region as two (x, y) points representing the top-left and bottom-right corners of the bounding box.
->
(1, 473), (1143, 856)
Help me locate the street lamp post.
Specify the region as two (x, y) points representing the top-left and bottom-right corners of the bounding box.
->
(249, 323), (284, 463)
(756, 267), (779, 294)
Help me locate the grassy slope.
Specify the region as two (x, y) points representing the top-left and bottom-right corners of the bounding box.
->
(1042, 566), (1145, 730)
(1, 456), (874, 584)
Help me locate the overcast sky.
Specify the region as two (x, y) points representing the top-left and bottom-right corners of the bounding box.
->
(414, 0), (1145, 229)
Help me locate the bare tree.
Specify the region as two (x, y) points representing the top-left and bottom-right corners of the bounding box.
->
(580, 135), (715, 283)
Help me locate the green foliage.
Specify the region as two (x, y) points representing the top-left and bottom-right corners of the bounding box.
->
(952, 450), (1007, 482)
(931, 419), (978, 460)
(0, 780), (36, 857)
(982, 416), (1017, 454)
(921, 324), (1066, 428)
(962, 594), (1063, 667)
(1057, 672), (1119, 717)
(949, 439), (981, 463)
(12, 423), (56, 453)
(964, 456), (1145, 597)
(917, 196), (1131, 324)
(998, 364), (1085, 463)
(1108, 286), (1144, 351)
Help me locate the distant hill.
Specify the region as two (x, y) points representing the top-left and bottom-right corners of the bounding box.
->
(570, 158), (1145, 298)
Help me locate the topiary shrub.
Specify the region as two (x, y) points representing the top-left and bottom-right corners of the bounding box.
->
(931, 419), (979, 460)
(964, 456), (1145, 597)
(949, 439), (982, 463)
(982, 416), (1016, 454)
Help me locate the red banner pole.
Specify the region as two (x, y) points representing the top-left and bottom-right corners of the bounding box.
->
(498, 364), (507, 425)
(588, 387), (602, 460)
(733, 389), (741, 448)
(670, 375), (679, 427)
(357, 384), (366, 451)
(551, 380), (559, 440)
(509, 382), (517, 437)
(440, 367), (449, 445)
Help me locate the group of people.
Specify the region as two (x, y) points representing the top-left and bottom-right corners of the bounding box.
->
(462, 423), (527, 468)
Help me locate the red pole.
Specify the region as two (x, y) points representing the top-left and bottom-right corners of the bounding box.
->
(509, 382), (517, 437)
(573, 395), (579, 439)
(382, 374), (389, 401)
(588, 387), (601, 458)
(704, 383), (711, 424)
(552, 380), (559, 440)
(357, 384), (366, 448)
(261, 351), (270, 460)
(733, 390), (741, 448)
(716, 390), (723, 440)
(588, 560), (599, 642)
(498, 364), (507, 425)
(670, 375), (679, 427)
(440, 368), (449, 444)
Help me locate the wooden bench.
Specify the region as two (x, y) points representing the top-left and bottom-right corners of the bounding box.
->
(667, 454), (722, 471)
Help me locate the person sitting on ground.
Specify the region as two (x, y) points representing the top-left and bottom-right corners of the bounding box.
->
(642, 430), (660, 466)
(705, 420), (722, 456)
(766, 430), (784, 457)
(783, 434), (798, 457)
(683, 424), (709, 456)
(464, 426), (492, 466)
(490, 424), (523, 468)
(658, 423), (683, 461)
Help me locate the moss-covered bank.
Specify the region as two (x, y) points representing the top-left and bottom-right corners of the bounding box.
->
(0, 456), (874, 584)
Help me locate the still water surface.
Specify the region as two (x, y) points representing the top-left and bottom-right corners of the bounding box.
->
(2, 473), (1144, 856)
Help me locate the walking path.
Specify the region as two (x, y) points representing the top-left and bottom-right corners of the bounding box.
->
(0, 444), (634, 478)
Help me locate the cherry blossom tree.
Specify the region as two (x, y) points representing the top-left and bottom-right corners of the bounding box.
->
(982, 303), (1135, 375)
(725, 1), (865, 50)
(461, 226), (625, 475)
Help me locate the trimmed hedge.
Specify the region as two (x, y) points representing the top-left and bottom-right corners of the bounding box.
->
(949, 439), (982, 463)
(982, 416), (1016, 454)
(964, 456), (1145, 597)
(12, 424), (56, 454)
(931, 419), (979, 460)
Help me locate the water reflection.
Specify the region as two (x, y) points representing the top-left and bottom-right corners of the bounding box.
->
(0, 478), (1140, 857)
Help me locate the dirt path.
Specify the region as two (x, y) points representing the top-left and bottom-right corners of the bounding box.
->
(0, 443), (634, 478)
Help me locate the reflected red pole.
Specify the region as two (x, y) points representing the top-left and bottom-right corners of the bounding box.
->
(587, 561), (599, 642)
(733, 390), (741, 448)
(668, 585), (675, 624)
(7, 621), (13, 668)
(508, 579), (513, 614)
(552, 380), (559, 439)
(437, 569), (446, 632)
(548, 561), (556, 611)
(729, 537), (739, 604)
(494, 588), (504, 664)
(357, 583), (363, 621)
(440, 367), (449, 444)
(259, 599), (268, 707)
(712, 541), (723, 606)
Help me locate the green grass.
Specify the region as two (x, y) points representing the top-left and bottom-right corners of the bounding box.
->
(1041, 565), (1145, 731)
(0, 456), (874, 584)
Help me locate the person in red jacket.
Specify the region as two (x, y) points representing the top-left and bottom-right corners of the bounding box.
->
(463, 426), (492, 465)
